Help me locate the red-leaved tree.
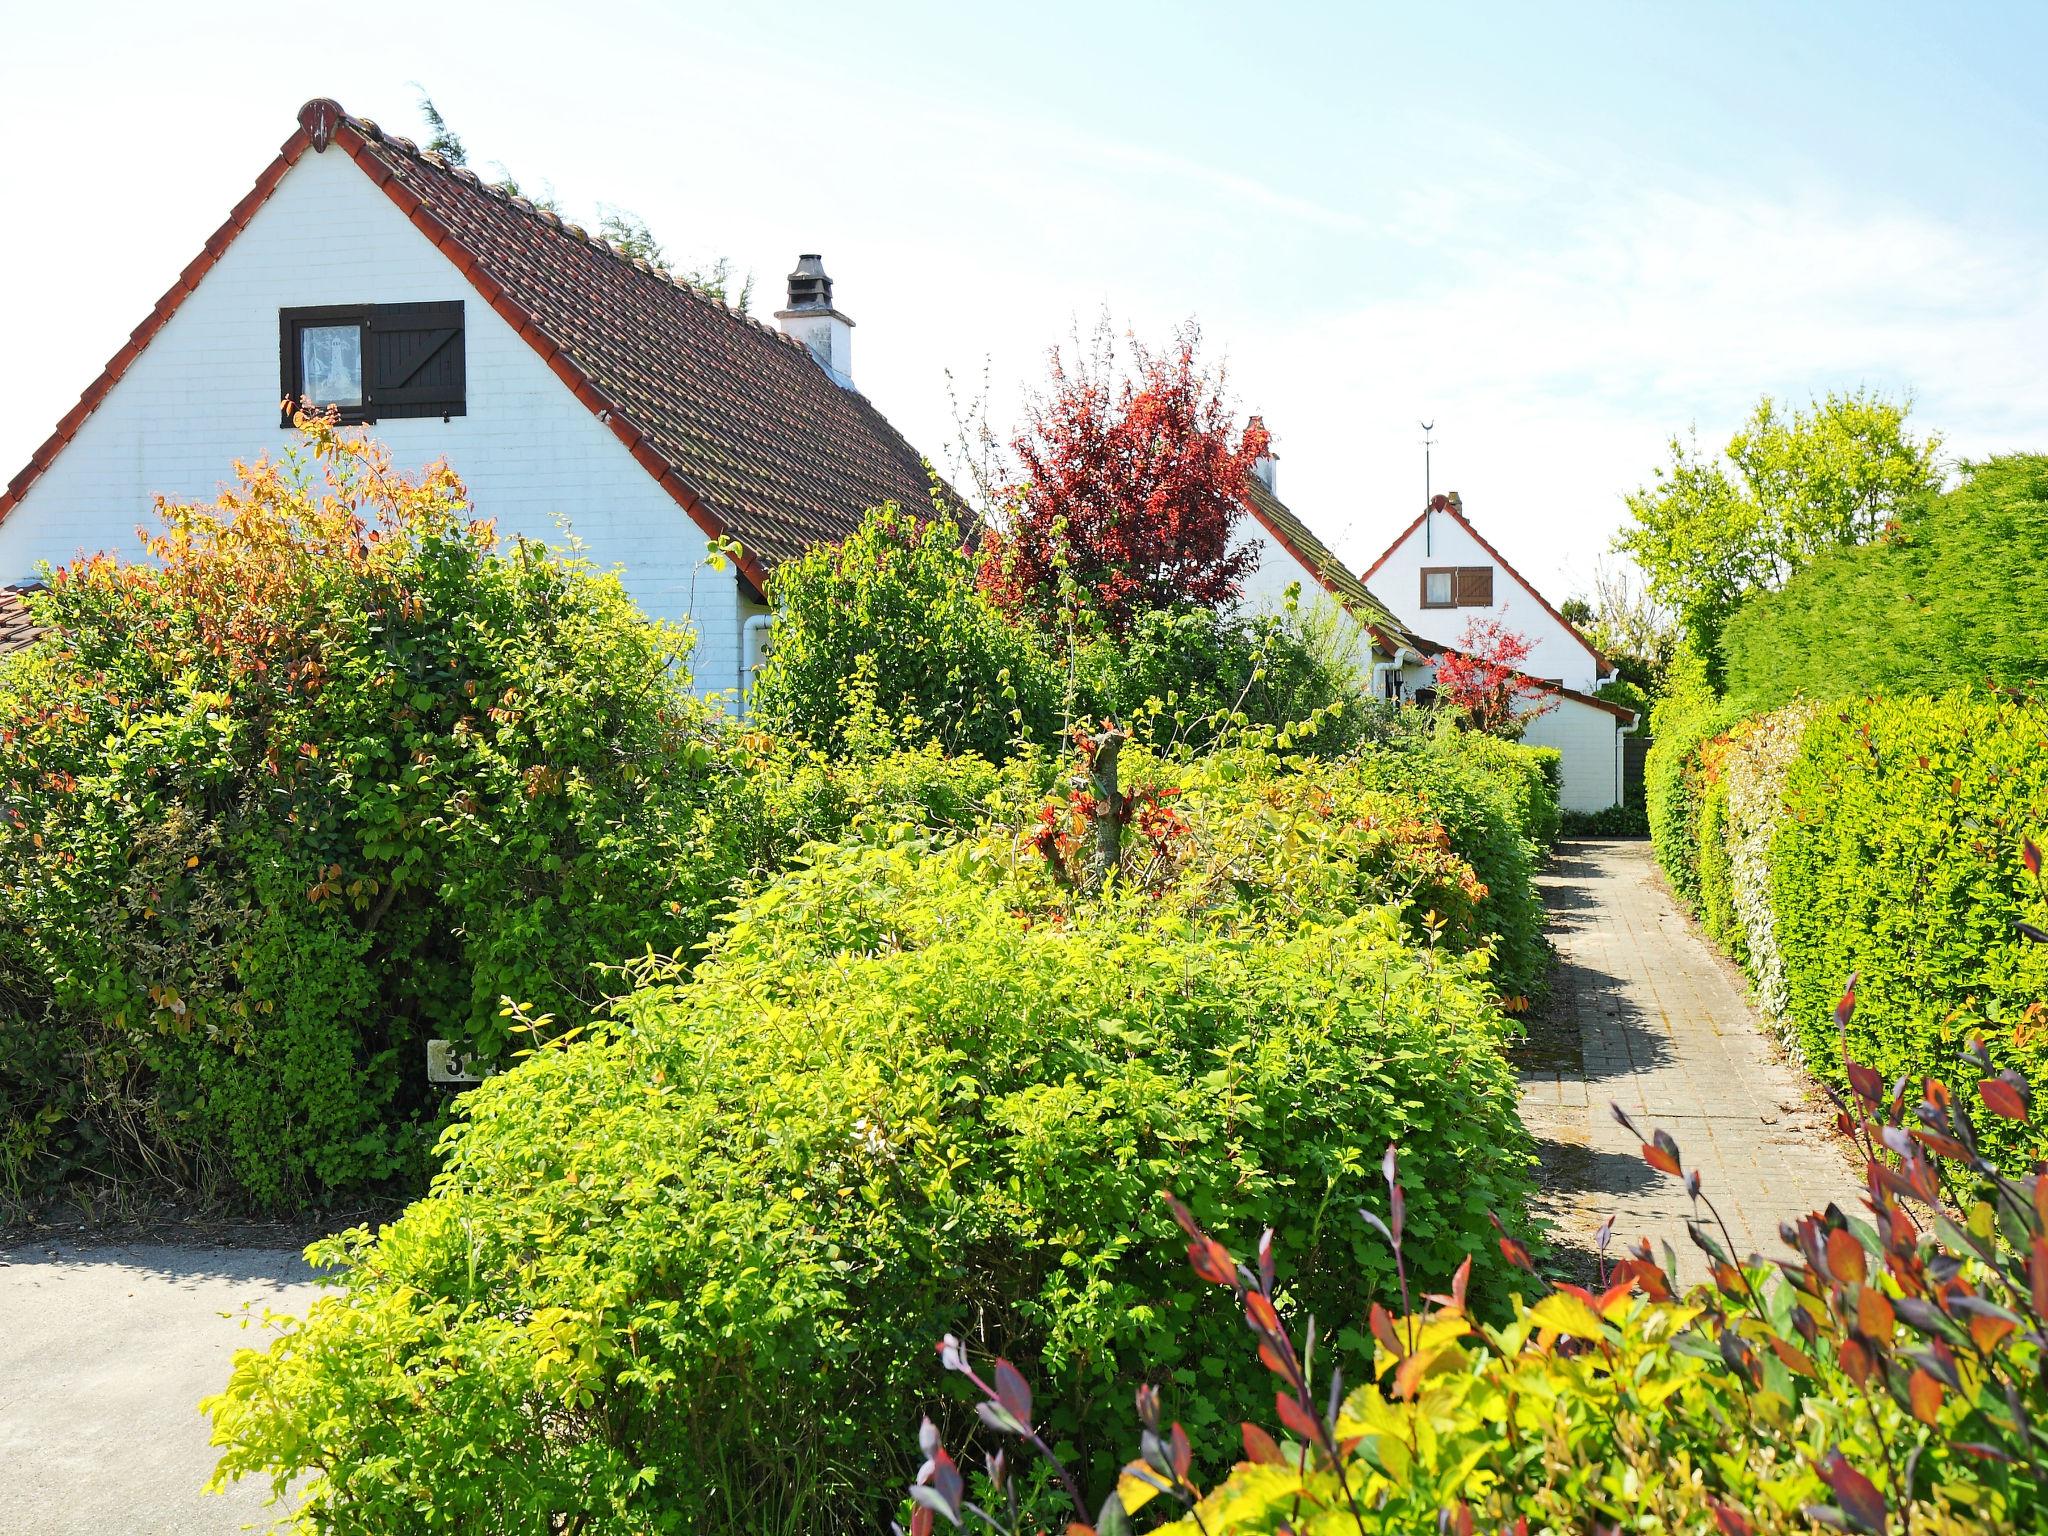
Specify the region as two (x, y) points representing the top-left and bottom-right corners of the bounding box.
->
(978, 320), (1268, 635)
(1432, 617), (1558, 736)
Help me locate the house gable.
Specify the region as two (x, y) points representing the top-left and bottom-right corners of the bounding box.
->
(1362, 498), (1604, 691)
(0, 138), (766, 688)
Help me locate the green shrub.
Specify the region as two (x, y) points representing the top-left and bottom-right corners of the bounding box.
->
(750, 503), (1061, 761)
(1722, 454), (2048, 708)
(205, 783), (1535, 1534)
(1771, 694), (2048, 1167)
(1336, 733), (1551, 999)
(0, 423), (743, 1207)
(1447, 731), (1562, 851)
(1072, 603), (1392, 759)
(912, 1032), (2048, 1535)
(1716, 702), (1818, 1022)
(1558, 802), (1649, 837)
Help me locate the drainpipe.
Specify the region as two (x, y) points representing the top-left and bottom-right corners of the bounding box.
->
(739, 613), (774, 713)
(1369, 646), (1417, 702)
(1616, 705), (1644, 810)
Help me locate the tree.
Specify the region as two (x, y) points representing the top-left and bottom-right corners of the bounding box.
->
(750, 502), (1061, 761)
(1613, 389), (1942, 680)
(978, 320), (1268, 635)
(1565, 557), (1680, 692)
(1432, 618), (1557, 737)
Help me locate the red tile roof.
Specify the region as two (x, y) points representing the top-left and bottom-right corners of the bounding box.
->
(1361, 499), (1607, 674)
(1242, 477), (1424, 654)
(1, 99), (948, 595)
(0, 585), (43, 656)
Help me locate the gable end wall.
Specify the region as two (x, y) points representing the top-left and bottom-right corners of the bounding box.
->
(0, 146), (745, 696)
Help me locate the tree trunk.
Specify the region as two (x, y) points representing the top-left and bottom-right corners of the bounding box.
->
(1081, 727), (1128, 895)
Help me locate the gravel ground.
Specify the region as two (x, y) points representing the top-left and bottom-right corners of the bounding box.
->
(0, 1235), (324, 1534)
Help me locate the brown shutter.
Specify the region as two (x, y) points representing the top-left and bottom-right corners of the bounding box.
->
(1455, 567), (1494, 606)
(367, 302), (466, 418)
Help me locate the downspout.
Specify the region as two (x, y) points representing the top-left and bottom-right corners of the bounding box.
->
(740, 613), (774, 714)
(1617, 706), (1643, 810)
(1369, 646), (1418, 702)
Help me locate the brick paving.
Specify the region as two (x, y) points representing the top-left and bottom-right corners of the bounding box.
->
(1517, 839), (1861, 1284)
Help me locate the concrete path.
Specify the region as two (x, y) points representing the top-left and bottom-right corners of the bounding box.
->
(1518, 839), (1860, 1284)
(0, 1238), (321, 1534)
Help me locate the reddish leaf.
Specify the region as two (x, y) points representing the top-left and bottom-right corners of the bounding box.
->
(1826, 1227), (1869, 1286)
(1169, 1422), (1192, 1482)
(2030, 1236), (2048, 1321)
(1245, 1291), (1283, 1336)
(1857, 1287), (1895, 1344)
(1241, 1422), (1284, 1465)
(1708, 1498), (1755, 1536)
(1817, 1449), (1887, 1534)
(992, 1359), (1032, 1426)
(1846, 1061), (1884, 1106)
(1980, 1077), (2028, 1122)
(1188, 1237), (1235, 1286)
(1908, 1367), (1943, 1425)
(1642, 1139), (1681, 1176)
(2024, 837), (2042, 875)
(1835, 976), (1859, 1028)
(1273, 1391), (1321, 1446)
(1369, 1301), (1403, 1358)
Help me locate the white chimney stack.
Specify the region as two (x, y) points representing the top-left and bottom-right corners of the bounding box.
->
(774, 253), (855, 389)
(1248, 415), (1278, 493)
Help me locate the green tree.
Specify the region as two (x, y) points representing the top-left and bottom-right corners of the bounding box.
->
(750, 502), (1061, 761)
(1614, 390), (1942, 680)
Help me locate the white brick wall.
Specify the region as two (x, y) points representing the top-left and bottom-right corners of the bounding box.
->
(0, 146), (749, 699)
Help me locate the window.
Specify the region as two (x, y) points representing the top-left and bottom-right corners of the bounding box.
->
(1421, 566), (1495, 608)
(280, 302), (466, 425)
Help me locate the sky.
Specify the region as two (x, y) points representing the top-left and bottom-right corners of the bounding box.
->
(4, 0), (2045, 602)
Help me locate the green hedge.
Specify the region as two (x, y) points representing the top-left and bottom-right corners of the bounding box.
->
(205, 761), (1536, 1534)
(1721, 454), (2048, 708)
(1652, 690), (2048, 1170)
(1771, 696), (2048, 1166)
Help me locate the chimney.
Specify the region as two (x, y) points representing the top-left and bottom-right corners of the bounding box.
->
(774, 254), (856, 389)
(1247, 415), (1278, 493)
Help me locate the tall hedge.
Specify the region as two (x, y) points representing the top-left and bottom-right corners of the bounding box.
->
(1653, 690), (2048, 1171)
(1721, 454), (2048, 708)
(1771, 696), (2048, 1167)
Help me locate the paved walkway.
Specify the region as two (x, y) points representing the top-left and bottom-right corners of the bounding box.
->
(1518, 840), (1860, 1283)
(0, 1238), (320, 1533)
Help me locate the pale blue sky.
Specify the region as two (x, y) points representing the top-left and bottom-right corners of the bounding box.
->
(4, 1), (2044, 600)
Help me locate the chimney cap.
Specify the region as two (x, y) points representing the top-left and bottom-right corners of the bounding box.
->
(783, 253), (835, 312)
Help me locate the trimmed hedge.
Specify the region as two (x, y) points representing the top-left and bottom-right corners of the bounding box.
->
(1651, 691), (2048, 1169)
(205, 756), (1539, 1534)
(1722, 454), (2048, 708)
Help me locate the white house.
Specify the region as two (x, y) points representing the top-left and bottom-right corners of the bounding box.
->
(1230, 428), (1433, 697)
(1362, 492), (1638, 813)
(0, 98), (944, 700)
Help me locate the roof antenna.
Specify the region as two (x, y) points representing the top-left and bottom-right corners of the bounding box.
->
(1420, 420), (1437, 556)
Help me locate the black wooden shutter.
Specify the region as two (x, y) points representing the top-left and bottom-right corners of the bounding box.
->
(366, 302), (465, 418)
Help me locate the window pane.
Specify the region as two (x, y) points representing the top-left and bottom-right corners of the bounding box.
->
(1424, 570), (1453, 605)
(300, 324), (362, 408)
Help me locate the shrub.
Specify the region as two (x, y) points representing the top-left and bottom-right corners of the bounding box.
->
(0, 422), (741, 1207)
(751, 502), (1062, 762)
(1558, 802), (1649, 837)
(1336, 733), (1551, 1000)
(909, 1011), (2048, 1535)
(1770, 695), (2048, 1168)
(1447, 732), (1562, 852)
(1070, 603), (1391, 760)
(1717, 702), (1818, 1023)
(205, 773), (1536, 1533)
